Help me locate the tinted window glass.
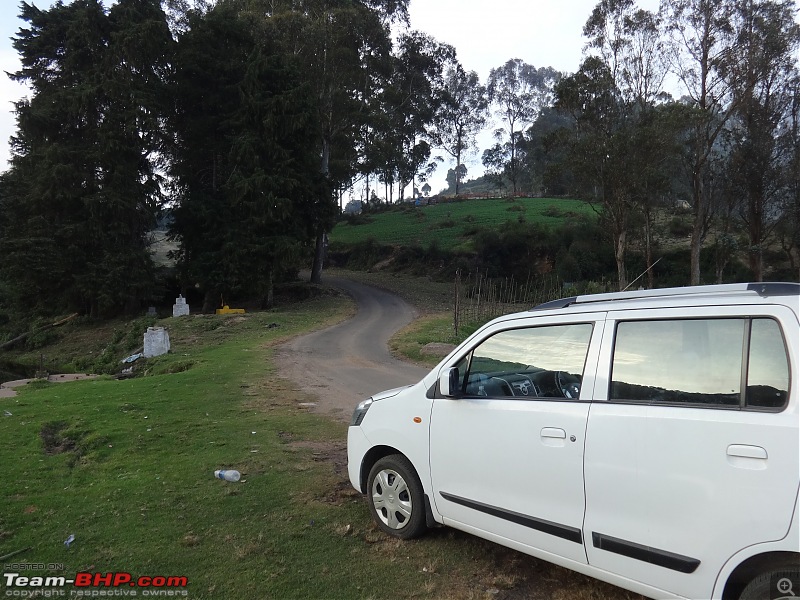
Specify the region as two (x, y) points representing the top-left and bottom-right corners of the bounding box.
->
(611, 319), (744, 406)
(747, 319), (790, 408)
(465, 324), (592, 398)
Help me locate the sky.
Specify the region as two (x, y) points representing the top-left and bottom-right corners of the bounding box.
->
(0, 0), (720, 195)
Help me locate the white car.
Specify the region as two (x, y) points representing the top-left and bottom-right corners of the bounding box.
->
(348, 283), (800, 600)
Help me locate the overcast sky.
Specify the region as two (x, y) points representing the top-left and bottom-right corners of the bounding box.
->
(0, 0), (726, 194)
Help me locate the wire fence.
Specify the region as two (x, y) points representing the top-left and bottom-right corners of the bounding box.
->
(453, 270), (565, 337)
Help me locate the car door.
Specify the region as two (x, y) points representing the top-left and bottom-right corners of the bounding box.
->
(429, 312), (605, 564)
(583, 305), (799, 599)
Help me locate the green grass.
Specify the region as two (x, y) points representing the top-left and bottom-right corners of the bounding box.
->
(4, 298), (487, 599)
(1, 300), (364, 598)
(0, 286), (644, 600)
(330, 197), (595, 251)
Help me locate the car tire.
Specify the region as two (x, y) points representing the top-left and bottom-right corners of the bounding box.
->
(738, 562), (800, 600)
(367, 454), (427, 540)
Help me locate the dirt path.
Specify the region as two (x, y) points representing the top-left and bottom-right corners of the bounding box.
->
(1, 373), (98, 399)
(276, 276), (428, 422)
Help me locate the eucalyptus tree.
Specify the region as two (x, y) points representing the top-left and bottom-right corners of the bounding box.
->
(252, 0), (408, 282)
(1, 0), (173, 317)
(382, 31), (455, 200)
(783, 74), (800, 279)
(555, 57), (634, 289)
(371, 31), (454, 202)
(583, 0), (672, 288)
(721, 0), (800, 281)
(663, 0), (745, 284)
(429, 62), (488, 196)
(486, 59), (560, 195)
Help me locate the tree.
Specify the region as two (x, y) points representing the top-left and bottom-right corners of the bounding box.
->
(721, 0), (800, 281)
(1, 0), (172, 317)
(371, 32), (453, 203)
(169, 1), (322, 310)
(555, 57), (633, 289)
(664, 0), (742, 285)
(584, 0), (673, 288)
(486, 59), (560, 195)
(780, 74), (800, 280)
(429, 62), (488, 196)
(259, 0), (408, 283)
(524, 106), (575, 197)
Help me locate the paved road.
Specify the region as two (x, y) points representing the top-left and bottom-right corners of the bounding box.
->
(276, 276), (428, 422)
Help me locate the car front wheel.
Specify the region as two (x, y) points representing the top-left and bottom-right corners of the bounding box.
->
(367, 454), (427, 540)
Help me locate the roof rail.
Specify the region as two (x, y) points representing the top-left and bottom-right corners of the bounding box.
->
(531, 282), (799, 311)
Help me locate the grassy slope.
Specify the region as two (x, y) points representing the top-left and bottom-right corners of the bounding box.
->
(330, 197), (595, 251)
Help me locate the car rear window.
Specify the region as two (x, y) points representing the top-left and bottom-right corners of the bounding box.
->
(610, 317), (789, 409)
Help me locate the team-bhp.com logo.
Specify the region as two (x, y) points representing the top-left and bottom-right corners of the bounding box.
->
(4, 572), (188, 597)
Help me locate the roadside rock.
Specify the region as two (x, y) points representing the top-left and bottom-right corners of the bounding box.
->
(420, 342), (456, 358)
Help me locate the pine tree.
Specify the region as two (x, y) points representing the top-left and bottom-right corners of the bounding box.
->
(169, 1), (322, 310)
(1, 0), (173, 317)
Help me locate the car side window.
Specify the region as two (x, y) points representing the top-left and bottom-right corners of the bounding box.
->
(463, 323), (593, 399)
(747, 318), (790, 408)
(610, 317), (790, 409)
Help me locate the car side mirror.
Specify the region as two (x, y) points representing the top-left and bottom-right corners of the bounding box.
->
(439, 367), (460, 398)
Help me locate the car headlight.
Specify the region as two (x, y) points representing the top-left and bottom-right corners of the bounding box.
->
(350, 397), (373, 426)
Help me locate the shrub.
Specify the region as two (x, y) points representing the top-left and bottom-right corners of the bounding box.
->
(668, 216), (693, 237)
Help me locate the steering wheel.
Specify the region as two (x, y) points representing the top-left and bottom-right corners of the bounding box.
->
(556, 371), (581, 399)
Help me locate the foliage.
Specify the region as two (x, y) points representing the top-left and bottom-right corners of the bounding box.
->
(429, 62), (488, 196)
(3, 0), (799, 330)
(0, 0), (173, 318)
(720, 0), (800, 280)
(485, 59), (561, 195)
(369, 31), (455, 201)
(168, 1), (323, 310)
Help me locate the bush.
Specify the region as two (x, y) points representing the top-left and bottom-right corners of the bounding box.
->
(434, 219), (456, 229)
(327, 238), (393, 271)
(668, 216), (693, 237)
(342, 213), (374, 226)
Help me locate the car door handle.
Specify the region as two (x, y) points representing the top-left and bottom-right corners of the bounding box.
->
(727, 445), (767, 459)
(541, 428), (566, 439)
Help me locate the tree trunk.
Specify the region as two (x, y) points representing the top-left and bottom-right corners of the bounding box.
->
(615, 229), (628, 291)
(202, 289), (218, 313)
(715, 256), (728, 284)
(310, 231), (325, 284)
(0, 313), (78, 351)
(748, 248), (763, 282)
(690, 229), (702, 286)
(644, 203), (654, 289)
(261, 269), (274, 309)
(311, 133), (331, 285)
(747, 195), (764, 281)
(690, 169), (705, 286)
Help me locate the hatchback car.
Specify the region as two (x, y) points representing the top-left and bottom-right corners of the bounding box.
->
(348, 282), (799, 600)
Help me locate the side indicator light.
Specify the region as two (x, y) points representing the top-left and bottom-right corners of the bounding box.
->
(413, 417), (422, 424)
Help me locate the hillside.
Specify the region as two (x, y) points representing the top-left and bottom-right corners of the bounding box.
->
(330, 197), (594, 252)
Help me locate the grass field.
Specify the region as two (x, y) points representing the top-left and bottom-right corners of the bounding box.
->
(0, 285), (644, 600)
(330, 197), (596, 251)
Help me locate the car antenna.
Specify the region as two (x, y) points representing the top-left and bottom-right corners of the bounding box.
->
(623, 257), (663, 292)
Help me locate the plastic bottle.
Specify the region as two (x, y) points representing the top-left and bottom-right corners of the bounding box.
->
(214, 469), (241, 482)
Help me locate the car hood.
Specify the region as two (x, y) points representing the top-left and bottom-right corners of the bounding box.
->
(372, 385), (413, 402)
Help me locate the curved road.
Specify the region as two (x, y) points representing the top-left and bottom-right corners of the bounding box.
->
(276, 277), (428, 422)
